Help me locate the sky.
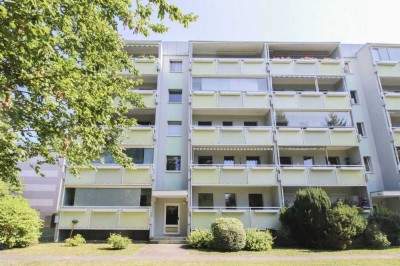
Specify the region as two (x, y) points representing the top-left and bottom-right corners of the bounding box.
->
(120, 0), (400, 44)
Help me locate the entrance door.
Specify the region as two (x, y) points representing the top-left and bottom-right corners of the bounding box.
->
(164, 204), (180, 234)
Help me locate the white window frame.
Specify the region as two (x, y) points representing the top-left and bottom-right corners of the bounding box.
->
(169, 60), (183, 73)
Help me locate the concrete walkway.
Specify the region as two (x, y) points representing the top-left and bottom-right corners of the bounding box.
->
(1, 244), (400, 263)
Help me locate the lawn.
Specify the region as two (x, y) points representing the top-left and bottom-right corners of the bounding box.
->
(0, 242), (145, 256)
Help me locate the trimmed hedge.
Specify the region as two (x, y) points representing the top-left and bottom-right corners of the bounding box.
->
(211, 218), (246, 252)
(107, 234), (131, 249)
(188, 230), (213, 249)
(245, 229), (273, 251)
(65, 234), (86, 247)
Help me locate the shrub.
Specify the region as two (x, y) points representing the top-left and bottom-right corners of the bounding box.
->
(279, 188), (331, 248)
(188, 230), (213, 249)
(65, 234), (86, 247)
(272, 227), (296, 247)
(325, 202), (367, 250)
(211, 218), (246, 252)
(363, 223), (391, 249)
(0, 185), (43, 249)
(368, 208), (400, 245)
(245, 229), (273, 251)
(107, 233), (131, 249)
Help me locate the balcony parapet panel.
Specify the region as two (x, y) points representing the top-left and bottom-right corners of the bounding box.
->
(124, 126), (155, 146)
(384, 92), (400, 111)
(376, 61), (400, 77)
(131, 90), (157, 109)
(58, 206), (151, 230)
(191, 164), (277, 186)
(65, 165), (153, 186)
(279, 165), (366, 186)
(190, 207), (280, 230)
(191, 126), (274, 146)
(269, 59), (344, 76)
(393, 128), (400, 146)
(191, 58), (266, 77)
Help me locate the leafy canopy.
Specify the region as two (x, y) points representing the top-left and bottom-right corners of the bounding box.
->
(0, 0), (197, 187)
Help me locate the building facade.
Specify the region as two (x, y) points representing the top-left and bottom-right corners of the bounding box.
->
(53, 41), (400, 241)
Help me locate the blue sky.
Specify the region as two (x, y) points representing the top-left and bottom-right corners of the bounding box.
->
(120, 0), (400, 44)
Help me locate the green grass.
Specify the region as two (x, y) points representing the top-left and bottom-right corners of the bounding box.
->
(0, 242), (145, 255)
(1, 259), (400, 266)
(190, 246), (400, 256)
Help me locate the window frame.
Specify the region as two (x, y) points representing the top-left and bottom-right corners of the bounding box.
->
(363, 156), (373, 172)
(168, 89), (183, 103)
(225, 193), (237, 209)
(248, 194), (264, 209)
(169, 60), (183, 73)
(167, 121), (182, 136)
(357, 122), (366, 137)
(166, 156), (181, 171)
(198, 193), (214, 208)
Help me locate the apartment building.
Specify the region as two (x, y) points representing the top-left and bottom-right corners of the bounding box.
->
(54, 41), (399, 241)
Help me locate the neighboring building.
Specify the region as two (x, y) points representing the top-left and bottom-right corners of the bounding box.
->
(19, 158), (63, 227)
(54, 41), (400, 241)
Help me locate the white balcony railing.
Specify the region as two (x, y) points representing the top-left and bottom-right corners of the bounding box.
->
(279, 165), (366, 186)
(276, 127), (358, 147)
(131, 90), (157, 109)
(191, 91), (269, 109)
(190, 207), (280, 230)
(124, 126), (155, 146)
(272, 91), (351, 110)
(269, 59), (344, 76)
(58, 206), (151, 230)
(191, 58), (267, 76)
(191, 126), (274, 146)
(384, 92), (400, 111)
(65, 164), (153, 186)
(376, 61), (400, 77)
(191, 164), (277, 186)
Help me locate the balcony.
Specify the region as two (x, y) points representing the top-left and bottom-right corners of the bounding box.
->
(384, 92), (400, 111)
(191, 208), (280, 230)
(191, 59), (266, 77)
(280, 166), (366, 186)
(376, 62), (400, 77)
(58, 207), (151, 229)
(269, 59), (344, 76)
(124, 126), (155, 146)
(191, 126), (274, 146)
(276, 127), (358, 147)
(191, 165), (277, 186)
(132, 58), (158, 75)
(65, 165), (153, 186)
(272, 92), (351, 111)
(131, 90), (157, 109)
(191, 91), (270, 113)
(393, 128), (400, 146)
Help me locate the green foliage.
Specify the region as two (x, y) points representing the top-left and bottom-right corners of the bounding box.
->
(188, 230), (214, 249)
(363, 223), (391, 249)
(325, 113), (347, 127)
(0, 0), (197, 190)
(107, 233), (131, 250)
(210, 218), (246, 252)
(325, 202), (367, 250)
(280, 188), (331, 248)
(368, 208), (400, 245)
(0, 181), (43, 249)
(245, 229), (273, 251)
(272, 227), (296, 247)
(65, 234), (86, 247)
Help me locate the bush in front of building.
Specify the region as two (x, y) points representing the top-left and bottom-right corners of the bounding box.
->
(65, 234), (86, 247)
(107, 233), (132, 249)
(188, 229), (214, 249)
(367, 208), (400, 246)
(363, 223), (391, 249)
(211, 218), (246, 252)
(245, 229), (273, 251)
(325, 202), (367, 250)
(0, 181), (43, 249)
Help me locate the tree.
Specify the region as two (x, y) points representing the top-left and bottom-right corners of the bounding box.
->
(324, 112), (347, 127)
(0, 180), (43, 248)
(0, 0), (197, 188)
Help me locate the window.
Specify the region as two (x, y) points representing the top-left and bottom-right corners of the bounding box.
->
(198, 121), (212, 126)
(137, 121), (152, 126)
(244, 121), (258, 126)
(357, 122), (366, 137)
(198, 156), (213, 165)
(140, 189), (151, 206)
(166, 156), (181, 171)
(249, 194), (263, 209)
(198, 193), (213, 208)
(344, 62), (351, 74)
(326, 156), (340, 165)
(169, 90), (182, 103)
(224, 156), (235, 165)
(223, 121), (233, 126)
(246, 156), (260, 166)
(280, 157), (292, 165)
(170, 61), (182, 72)
(303, 156), (314, 166)
(363, 156), (373, 172)
(350, 91), (359, 104)
(124, 148), (154, 164)
(225, 193), (237, 208)
(168, 121), (182, 136)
